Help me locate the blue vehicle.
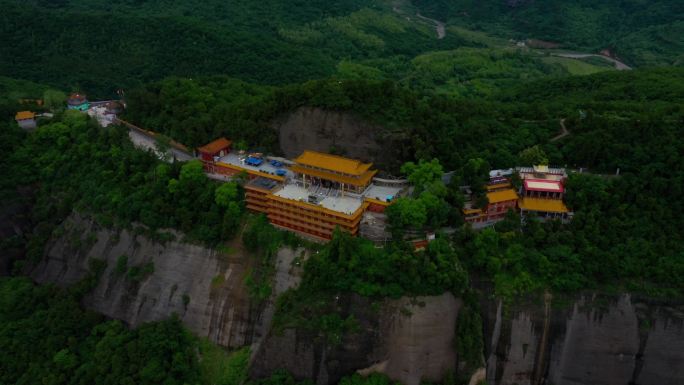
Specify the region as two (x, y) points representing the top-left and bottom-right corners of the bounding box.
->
(246, 156), (263, 166)
(270, 159), (283, 168)
(276, 169), (287, 177)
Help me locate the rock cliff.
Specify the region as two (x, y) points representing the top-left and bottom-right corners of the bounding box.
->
(30, 213), (302, 348)
(250, 293), (462, 385)
(482, 293), (684, 385)
(273, 107), (408, 172)
(26, 213), (684, 385)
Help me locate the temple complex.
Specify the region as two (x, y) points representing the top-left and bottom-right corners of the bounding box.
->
(199, 138), (404, 240)
(463, 165), (573, 226)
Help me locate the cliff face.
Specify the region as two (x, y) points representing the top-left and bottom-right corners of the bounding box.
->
(250, 293), (462, 385)
(274, 107), (408, 172)
(482, 293), (684, 385)
(30, 213), (294, 348)
(28, 213), (684, 385)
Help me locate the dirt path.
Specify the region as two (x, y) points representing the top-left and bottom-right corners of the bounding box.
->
(552, 52), (632, 70)
(551, 118), (569, 141)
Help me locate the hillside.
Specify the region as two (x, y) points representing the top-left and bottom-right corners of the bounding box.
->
(2, 2), (684, 385)
(0, 0), (462, 96)
(0, 0), (636, 98)
(413, 0), (684, 66)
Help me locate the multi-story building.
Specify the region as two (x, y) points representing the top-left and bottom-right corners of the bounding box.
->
(463, 179), (518, 226)
(518, 178), (571, 221)
(515, 165), (571, 220)
(260, 151), (380, 240)
(289, 151), (377, 194)
(196, 137), (404, 241)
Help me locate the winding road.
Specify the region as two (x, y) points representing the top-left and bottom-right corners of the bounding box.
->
(416, 12), (446, 39)
(392, 1), (445, 40)
(551, 118), (569, 142)
(551, 52), (632, 70)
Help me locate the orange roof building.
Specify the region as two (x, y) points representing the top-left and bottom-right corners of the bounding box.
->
(198, 138), (232, 161)
(464, 180), (518, 226)
(517, 167), (572, 221)
(15, 111), (36, 129)
(518, 197), (569, 214)
(15, 111), (35, 120)
(291, 151), (377, 193)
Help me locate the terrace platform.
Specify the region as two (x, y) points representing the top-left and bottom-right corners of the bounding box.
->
(364, 184), (403, 203)
(273, 184), (363, 215)
(217, 153), (294, 179)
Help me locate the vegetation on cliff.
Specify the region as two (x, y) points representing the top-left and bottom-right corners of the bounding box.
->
(1, 111), (245, 264)
(0, 277), (200, 384)
(1, 1), (683, 383)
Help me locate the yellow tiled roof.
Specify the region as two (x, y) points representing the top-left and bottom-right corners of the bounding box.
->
(518, 198), (569, 213)
(486, 182), (512, 191)
(294, 151), (372, 176)
(487, 189), (518, 203)
(15, 111), (35, 120)
(462, 208), (483, 215)
(289, 164), (376, 186)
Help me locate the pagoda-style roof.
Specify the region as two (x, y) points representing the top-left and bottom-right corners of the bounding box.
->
(293, 151), (373, 176)
(518, 198), (569, 213)
(198, 137), (232, 154)
(15, 111), (35, 120)
(68, 93), (87, 105)
(289, 164), (377, 187)
(487, 188), (518, 204)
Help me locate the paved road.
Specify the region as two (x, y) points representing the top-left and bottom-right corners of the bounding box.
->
(416, 12), (446, 39)
(128, 129), (193, 162)
(551, 52), (632, 70)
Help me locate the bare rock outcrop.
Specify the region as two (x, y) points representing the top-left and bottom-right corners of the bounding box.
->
(274, 107), (408, 172)
(374, 294), (461, 385)
(251, 293), (461, 385)
(25, 213), (684, 385)
(31, 213), (258, 348)
(482, 293), (684, 385)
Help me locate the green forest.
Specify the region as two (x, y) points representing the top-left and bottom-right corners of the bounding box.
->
(413, 0), (684, 66)
(1, 0), (684, 384)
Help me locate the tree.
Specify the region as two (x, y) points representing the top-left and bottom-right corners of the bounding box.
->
(169, 160), (206, 194)
(42, 89), (67, 111)
(401, 158), (444, 195)
(419, 190), (450, 228)
(215, 182), (239, 208)
(179, 160), (206, 185)
(519, 145), (549, 166)
(386, 197), (427, 232)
